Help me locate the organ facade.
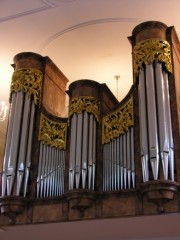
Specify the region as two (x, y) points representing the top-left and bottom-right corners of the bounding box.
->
(0, 21), (180, 226)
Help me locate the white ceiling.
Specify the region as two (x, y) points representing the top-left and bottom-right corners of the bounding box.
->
(0, 0), (180, 239)
(1, 0), (180, 154)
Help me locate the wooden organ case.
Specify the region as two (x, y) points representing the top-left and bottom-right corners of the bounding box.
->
(0, 21), (180, 226)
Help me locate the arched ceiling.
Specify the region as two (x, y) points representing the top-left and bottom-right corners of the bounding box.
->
(0, 0), (180, 104)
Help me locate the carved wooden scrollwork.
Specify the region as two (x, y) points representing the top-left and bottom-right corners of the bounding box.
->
(39, 113), (67, 149)
(10, 68), (43, 106)
(133, 39), (172, 77)
(69, 96), (100, 123)
(102, 97), (134, 144)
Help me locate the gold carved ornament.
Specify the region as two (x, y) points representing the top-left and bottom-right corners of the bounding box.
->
(10, 68), (43, 106)
(102, 97), (134, 144)
(133, 38), (172, 77)
(69, 96), (100, 123)
(39, 113), (67, 150)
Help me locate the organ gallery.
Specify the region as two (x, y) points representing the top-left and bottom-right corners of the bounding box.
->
(0, 21), (180, 226)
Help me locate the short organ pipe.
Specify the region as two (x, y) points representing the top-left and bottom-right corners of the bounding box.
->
(103, 127), (135, 191)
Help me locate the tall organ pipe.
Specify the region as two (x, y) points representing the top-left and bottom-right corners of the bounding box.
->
(88, 114), (94, 189)
(146, 64), (159, 180)
(75, 113), (83, 189)
(2, 93), (17, 196)
(92, 117), (97, 190)
(16, 93), (31, 196)
(155, 63), (169, 180)
(163, 71), (174, 181)
(82, 111), (88, 189)
(138, 63), (174, 182)
(7, 91), (24, 195)
(138, 69), (149, 182)
(24, 101), (35, 196)
(69, 113), (77, 190)
(69, 109), (97, 190)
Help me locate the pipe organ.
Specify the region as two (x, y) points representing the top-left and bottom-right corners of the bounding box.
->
(37, 113), (67, 198)
(68, 96), (100, 190)
(2, 68), (42, 197)
(134, 39), (174, 182)
(0, 21), (180, 226)
(102, 97), (135, 191)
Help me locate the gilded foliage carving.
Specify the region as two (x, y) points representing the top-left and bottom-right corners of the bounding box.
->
(39, 113), (67, 149)
(133, 39), (172, 77)
(10, 68), (43, 106)
(69, 96), (100, 123)
(102, 97), (134, 144)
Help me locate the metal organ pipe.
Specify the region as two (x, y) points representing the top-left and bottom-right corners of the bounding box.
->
(23, 101), (35, 197)
(103, 143), (108, 191)
(52, 148), (57, 196)
(1, 66), (44, 198)
(7, 92), (24, 195)
(51, 148), (56, 196)
(69, 113), (77, 190)
(46, 146), (52, 197)
(163, 71), (174, 181)
(88, 114), (94, 189)
(40, 144), (47, 197)
(114, 138), (117, 190)
(92, 117), (97, 190)
(2, 92), (37, 197)
(123, 134), (127, 189)
(60, 150), (65, 195)
(127, 130), (131, 189)
(146, 64), (159, 180)
(37, 142), (43, 198)
(37, 143), (66, 198)
(130, 127), (135, 188)
(138, 62), (174, 182)
(2, 93), (17, 196)
(75, 113), (83, 189)
(116, 137), (120, 190)
(82, 111), (88, 189)
(155, 63), (169, 180)
(102, 126), (135, 191)
(16, 93), (31, 196)
(69, 109), (97, 190)
(49, 147), (54, 196)
(120, 135), (123, 190)
(138, 69), (149, 182)
(102, 96), (134, 191)
(133, 37), (175, 183)
(56, 151), (60, 196)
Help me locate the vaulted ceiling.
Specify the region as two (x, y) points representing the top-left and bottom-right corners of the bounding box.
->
(0, 0), (180, 239)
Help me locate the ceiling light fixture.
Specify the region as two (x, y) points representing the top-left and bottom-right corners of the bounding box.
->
(114, 75), (120, 100)
(0, 101), (8, 122)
